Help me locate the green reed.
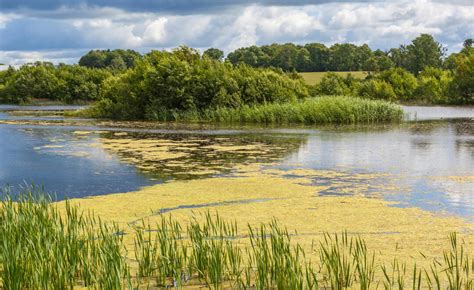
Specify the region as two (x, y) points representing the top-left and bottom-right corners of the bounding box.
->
(247, 219), (306, 289)
(1, 189), (473, 289)
(148, 96), (404, 124)
(0, 187), (129, 289)
(423, 232), (473, 290)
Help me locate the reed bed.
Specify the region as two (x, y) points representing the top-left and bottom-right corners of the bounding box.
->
(0, 188), (129, 289)
(1, 189), (472, 289)
(149, 96), (404, 124)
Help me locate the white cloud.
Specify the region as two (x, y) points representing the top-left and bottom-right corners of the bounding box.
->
(0, 50), (86, 65)
(0, 13), (20, 29)
(142, 18), (169, 44)
(1, 0), (472, 64)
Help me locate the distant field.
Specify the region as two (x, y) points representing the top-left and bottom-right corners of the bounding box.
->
(299, 71), (369, 85)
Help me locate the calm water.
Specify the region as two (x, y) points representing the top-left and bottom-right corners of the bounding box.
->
(0, 106), (472, 218)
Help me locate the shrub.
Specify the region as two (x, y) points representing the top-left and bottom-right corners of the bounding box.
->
(317, 73), (352, 95)
(449, 53), (474, 104)
(357, 79), (397, 101)
(92, 50), (310, 120)
(378, 67), (418, 101)
(415, 67), (452, 104)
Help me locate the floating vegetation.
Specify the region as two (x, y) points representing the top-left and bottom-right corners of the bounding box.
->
(96, 132), (304, 179)
(1, 189), (472, 289)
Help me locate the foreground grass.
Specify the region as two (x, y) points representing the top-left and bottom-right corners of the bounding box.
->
(146, 96), (403, 124)
(1, 189), (472, 289)
(299, 72), (368, 85)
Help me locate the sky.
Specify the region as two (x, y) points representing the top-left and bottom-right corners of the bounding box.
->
(0, 0), (472, 65)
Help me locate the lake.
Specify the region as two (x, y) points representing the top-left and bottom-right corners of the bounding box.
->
(0, 105), (472, 219)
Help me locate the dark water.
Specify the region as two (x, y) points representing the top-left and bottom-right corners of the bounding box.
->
(0, 105), (87, 111)
(0, 106), (472, 218)
(0, 120), (156, 198)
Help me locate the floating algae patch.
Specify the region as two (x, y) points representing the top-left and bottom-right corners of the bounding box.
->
(72, 130), (92, 135)
(438, 175), (474, 183)
(62, 164), (474, 271)
(95, 131), (305, 180)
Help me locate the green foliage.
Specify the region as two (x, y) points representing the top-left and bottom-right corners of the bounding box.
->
(0, 36), (470, 106)
(415, 67), (453, 103)
(378, 67), (418, 101)
(141, 96), (404, 124)
(78, 49), (141, 70)
(0, 188), (129, 289)
(317, 65), (472, 105)
(449, 52), (474, 104)
(228, 42), (375, 72)
(357, 79), (397, 101)
(388, 34), (445, 74)
(0, 63), (64, 103)
(226, 34), (449, 76)
(90, 48), (310, 120)
(203, 48), (224, 61)
(2, 191), (472, 289)
(316, 73), (352, 95)
(364, 55), (394, 72)
(0, 63), (111, 104)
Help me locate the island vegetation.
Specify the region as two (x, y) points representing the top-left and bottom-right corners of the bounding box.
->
(0, 34), (472, 124)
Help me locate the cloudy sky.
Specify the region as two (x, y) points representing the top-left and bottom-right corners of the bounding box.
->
(0, 0), (472, 65)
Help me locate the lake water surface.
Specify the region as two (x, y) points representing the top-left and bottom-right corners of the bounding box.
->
(0, 105), (472, 218)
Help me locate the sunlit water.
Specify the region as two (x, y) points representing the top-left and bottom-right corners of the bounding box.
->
(0, 105), (472, 218)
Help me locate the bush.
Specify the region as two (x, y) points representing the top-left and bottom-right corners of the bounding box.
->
(317, 73), (352, 95)
(91, 49), (310, 120)
(415, 67), (452, 104)
(449, 53), (474, 104)
(357, 79), (397, 101)
(0, 63), (111, 104)
(378, 68), (418, 101)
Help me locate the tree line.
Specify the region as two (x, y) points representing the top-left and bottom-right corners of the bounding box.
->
(227, 35), (471, 75)
(0, 34), (472, 106)
(0, 63), (111, 104)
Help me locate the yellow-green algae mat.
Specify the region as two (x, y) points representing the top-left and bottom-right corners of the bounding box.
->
(60, 162), (474, 272)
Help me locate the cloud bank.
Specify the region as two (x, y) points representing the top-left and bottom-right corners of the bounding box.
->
(0, 0), (472, 64)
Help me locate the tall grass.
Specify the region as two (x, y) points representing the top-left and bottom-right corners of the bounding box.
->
(1, 189), (472, 289)
(147, 96), (404, 124)
(0, 187), (129, 289)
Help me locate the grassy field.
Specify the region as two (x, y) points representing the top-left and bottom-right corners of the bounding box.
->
(299, 71), (369, 85)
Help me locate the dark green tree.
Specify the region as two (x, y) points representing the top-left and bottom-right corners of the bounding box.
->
(406, 34), (446, 74)
(79, 49), (141, 70)
(203, 48), (224, 61)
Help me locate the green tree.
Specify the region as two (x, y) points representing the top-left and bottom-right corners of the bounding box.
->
(449, 53), (474, 104)
(79, 49), (141, 70)
(405, 34), (446, 74)
(415, 67), (452, 103)
(317, 73), (351, 95)
(357, 79), (397, 100)
(203, 48), (224, 61)
(364, 57), (380, 72)
(304, 43), (329, 71)
(378, 67), (418, 101)
(1, 64), (64, 103)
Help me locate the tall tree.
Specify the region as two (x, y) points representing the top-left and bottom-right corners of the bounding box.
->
(405, 34), (446, 74)
(203, 48), (224, 61)
(79, 49), (141, 70)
